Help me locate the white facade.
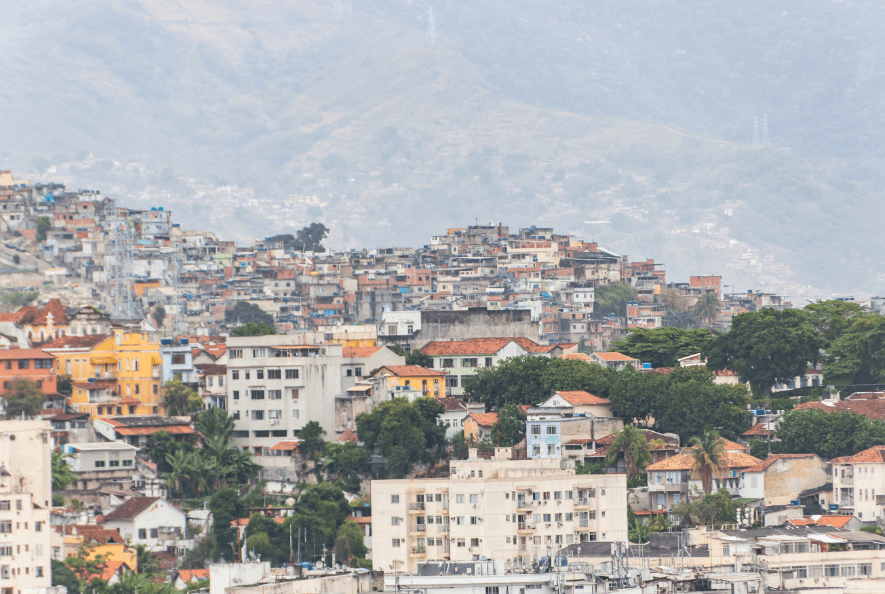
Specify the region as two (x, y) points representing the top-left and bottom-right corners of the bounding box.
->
(371, 454), (627, 573)
(102, 498), (192, 554)
(0, 420), (53, 592)
(227, 335), (345, 460)
(64, 442), (138, 473)
(209, 561), (271, 594)
(379, 310), (421, 338)
(832, 446), (885, 521)
(427, 341), (532, 396)
(160, 338), (196, 383)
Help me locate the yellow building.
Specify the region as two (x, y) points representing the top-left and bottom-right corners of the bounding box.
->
(44, 328), (163, 416)
(62, 526), (138, 573)
(371, 365), (446, 399)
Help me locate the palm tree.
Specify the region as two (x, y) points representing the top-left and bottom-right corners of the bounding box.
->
(688, 430), (728, 496)
(51, 450), (75, 492)
(163, 449), (194, 497)
(605, 425), (652, 481)
(693, 291), (721, 327)
(663, 309), (701, 330)
(195, 407), (235, 445)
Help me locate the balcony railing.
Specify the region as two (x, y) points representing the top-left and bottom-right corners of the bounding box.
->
(409, 502), (425, 511)
(518, 522), (534, 531)
(410, 525), (426, 533)
(578, 520), (590, 528)
(575, 498), (590, 506)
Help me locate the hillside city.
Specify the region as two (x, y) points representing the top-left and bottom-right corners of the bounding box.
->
(2, 169), (885, 593)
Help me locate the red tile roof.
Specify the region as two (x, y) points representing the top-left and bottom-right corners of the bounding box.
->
(339, 428), (358, 443)
(554, 390), (610, 405)
(594, 352), (638, 362)
(814, 515), (856, 528)
(376, 365), (445, 377)
(343, 346), (383, 358)
(438, 397), (467, 412)
(421, 337), (545, 356)
(723, 439), (749, 452)
(793, 399), (885, 421)
(743, 454), (817, 474)
(742, 424), (775, 437)
(0, 348), (54, 360)
(646, 452), (762, 471)
(176, 569), (210, 582)
(467, 412), (499, 427)
(103, 497), (161, 521)
(75, 525), (126, 544)
(561, 353), (592, 362)
(43, 333), (113, 350)
(830, 445), (885, 465)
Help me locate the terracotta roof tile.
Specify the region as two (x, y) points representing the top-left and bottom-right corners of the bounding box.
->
(0, 348), (54, 360)
(421, 337), (544, 356)
(794, 399), (885, 421)
(742, 424), (775, 437)
(814, 515), (856, 528)
(467, 412), (499, 427)
(554, 390), (610, 405)
(646, 452), (762, 471)
(830, 445), (885, 465)
(561, 353), (592, 361)
(43, 333), (113, 350)
(438, 397), (467, 412)
(176, 569), (210, 582)
(722, 439), (749, 452)
(343, 346), (383, 358)
(339, 428), (358, 443)
(376, 365), (445, 377)
(743, 454), (817, 474)
(594, 352), (638, 361)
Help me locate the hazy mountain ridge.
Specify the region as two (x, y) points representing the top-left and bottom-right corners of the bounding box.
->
(2, 0), (883, 298)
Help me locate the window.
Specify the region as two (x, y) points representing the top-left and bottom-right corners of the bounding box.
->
(268, 390), (282, 400)
(17, 360), (29, 369)
(546, 426), (557, 435)
(565, 513), (573, 521)
(470, 517), (479, 525)
(442, 358), (454, 368)
(232, 390), (240, 400)
(859, 563), (872, 576)
(94, 460), (106, 468)
(252, 348), (266, 358)
(825, 565), (840, 577)
(244, 371), (250, 380)
(454, 517), (465, 525)
(292, 410), (300, 419)
(256, 370), (264, 380)
(0, 502), (8, 512)
(456, 494), (465, 503)
(0, 523), (9, 534)
(391, 517), (401, 526)
(346, 369), (352, 377)
(809, 566), (823, 578)
(392, 539), (401, 548)
(138, 529), (147, 539)
(286, 369), (299, 379)
(446, 376), (458, 388)
(109, 460), (120, 467)
(531, 425), (541, 435)
(485, 357), (493, 367)
(232, 411), (240, 420)
(462, 358), (478, 368)
(542, 514), (551, 522)
(35, 567), (43, 578)
(230, 349), (243, 359)
(469, 494), (479, 503)
(841, 565), (856, 577)
(172, 354), (186, 365)
(457, 538), (466, 547)
(250, 390), (265, 400)
(722, 544), (730, 556)
(391, 495), (400, 504)
(269, 410), (282, 420)
(231, 370), (240, 380)
(354, 367), (362, 376)
(554, 513), (562, 522)
(122, 459), (133, 467)
(0, 547), (9, 556)
(251, 411), (264, 420)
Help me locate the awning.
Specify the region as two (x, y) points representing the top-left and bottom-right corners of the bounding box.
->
(90, 355), (119, 364)
(150, 355), (163, 365)
(114, 425), (194, 436)
(346, 385), (372, 392)
(269, 441), (300, 451)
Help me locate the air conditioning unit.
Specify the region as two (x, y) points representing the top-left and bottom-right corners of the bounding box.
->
(556, 500), (562, 505)
(557, 522), (563, 527)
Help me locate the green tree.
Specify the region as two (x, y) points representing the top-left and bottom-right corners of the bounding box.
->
(134, 544), (159, 576)
(143, 430), (193, 475)
(663, 309), (701, 330)
(195, 406), (236, 444)
(389, 345), (432, 367)
(775, 409), (885, 459)
(287, 483), (352, 564)
(298, 421), (327, 461)
(604, 425), (652, 480)
(463, 355), (615, 411)
(575, 460), (607, 474)
(36, 216), (51, 242)
(52, 450), (75, 491)
(52, 558), (81, 593)
(160, 379), (201, 416)
(111, 571), (179, 594)
(356, 397), (445, 477)
(610, 327), (712, 368)
(57, 374), (72, 395)
(333, 520), (368, 563)
(607, 367), (664, 426)
(295, 222), (330, 252)
(64, 540), (111, 591)
(450, 430), (469, 459)
(693, 291), (721, 327)
(705, 308), (823, 397)
(2, 377), (45, 418)
(748, 438), (769, 459)
(230, 322), (277, 336)
(322, 441), (369, 477)
(804, 300), (865, 348)
(225, 301), (275, 327)
(490, 404), (527, 447)
(209, 488), (244, 561)
(687, 430), (728, 496)
(824, 314), (885, 392)
(1, 290), (38, 306)
(595, 282), (637, 318)
(651, 367), (750, 441)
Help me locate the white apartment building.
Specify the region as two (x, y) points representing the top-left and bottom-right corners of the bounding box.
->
(0, 420), (53, 593)
(831, 445), (885, 521)
(371, 449), (627, 573)
(226, 334), (345, 465)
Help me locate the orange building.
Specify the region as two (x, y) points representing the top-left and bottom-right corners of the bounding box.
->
(0, 348), (57, 397)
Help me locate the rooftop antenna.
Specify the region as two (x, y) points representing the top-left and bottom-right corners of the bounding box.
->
(752, 117), (760, 146)
(761, 114), (770, 145)
(427, 6), (437, 49)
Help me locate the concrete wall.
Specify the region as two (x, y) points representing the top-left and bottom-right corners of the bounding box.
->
(229, 570), (383, 594)
(412, 309), (539, 349)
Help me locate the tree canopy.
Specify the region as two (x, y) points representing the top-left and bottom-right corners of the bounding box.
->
(490, 404), (527, 447)
(2, 377), (45, 419)
(704, 308), (823, 396)
(594, 282), (637, 318)
(295, 222), (330, 252)
(356, 397), (445, 477)
(225, 301), (275, 327)
(824, 314), (885, 393)
(775, 409), (885, 459)
(230, 322), (277, 336)
(610, 327), (712, 368)
(160, 379), (202, 416)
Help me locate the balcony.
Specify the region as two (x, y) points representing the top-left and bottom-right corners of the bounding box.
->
(664, 483), (687, 493)
(517, 522), (535, 533)
(408, 503), (425, 512)
(409, 524), (426, 534)
(409, 546), (426, 557)
(435, 524), (450, 534)
(577, 520), (590, 528)
(574, 498), (590, 508)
